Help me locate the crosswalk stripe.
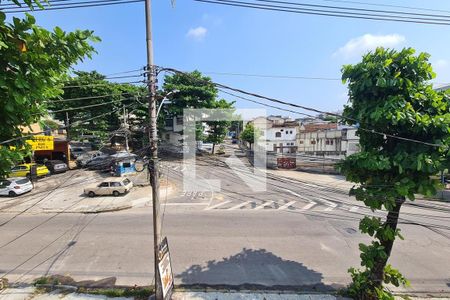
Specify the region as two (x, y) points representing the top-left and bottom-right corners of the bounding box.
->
(301, 202), (316, 210)
(278, 201), (296, 210)
(255, 200), (274, 210)
(228, 201), (252, 210)
(324, 203), (338, 211)
(205, 200), (231, 210)
(350, 206), (359, 212)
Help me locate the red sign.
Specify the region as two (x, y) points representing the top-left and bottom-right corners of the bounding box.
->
(277, 157), (296, 169)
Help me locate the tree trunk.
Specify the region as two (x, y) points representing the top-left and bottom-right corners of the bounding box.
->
(371, 197), (405, 290)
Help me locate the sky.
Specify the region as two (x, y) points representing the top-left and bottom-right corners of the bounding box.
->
(5, 0), (450, 117)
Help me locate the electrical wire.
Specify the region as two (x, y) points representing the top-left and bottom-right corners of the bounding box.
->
(62, 80), (143, 89)
(45, 92), (141, 103)
(249, 0), (450, 20)
(195, 0), (450, 25)
(318, 0), (450, 15)
(36, 97), (135, 115)
(105, 67), (145, 77)
(217, 88), (316, 118)
(2, 0), (144, 13)
(206, 71), (340, 81)
(161, 67), (446, 148)
(0, 97), (146, 145)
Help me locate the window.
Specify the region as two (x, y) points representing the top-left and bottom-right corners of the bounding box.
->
(326, 140), (330, 145)
(111, 182), (121, 187)
(16, 178), (30, 184)
(275, 132), (281, 138)
(123, 162), (131, 168)
(0, 180), (10, 188)
(290, 131), (293, 134)
(280, 129), (284, 132)
(299, 141), (304, 144)
(99, 182), (109, 187)
(123, 178), (131, 185)
(330, 140), (334, 145)
(165, 118), (173, 127)
(311, 140), (316, 145)
(176, 116), (183, 125)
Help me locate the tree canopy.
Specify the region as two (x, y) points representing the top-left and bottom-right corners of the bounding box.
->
(47, 71), (146, 148)
(0, 10), (99, 177)
(339, 47), (450, 299)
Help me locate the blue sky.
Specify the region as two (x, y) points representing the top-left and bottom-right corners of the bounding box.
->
(7, 0), (450, 116)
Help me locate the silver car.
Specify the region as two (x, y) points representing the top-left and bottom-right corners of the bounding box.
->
(0, 177), (33, 197)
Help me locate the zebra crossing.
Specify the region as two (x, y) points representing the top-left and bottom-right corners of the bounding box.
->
(203, 197), (364, 213)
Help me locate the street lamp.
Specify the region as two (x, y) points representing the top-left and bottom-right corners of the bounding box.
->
(157, 89), (179, 117)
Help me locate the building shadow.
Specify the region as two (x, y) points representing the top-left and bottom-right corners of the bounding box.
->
(176, 248), (342, 292)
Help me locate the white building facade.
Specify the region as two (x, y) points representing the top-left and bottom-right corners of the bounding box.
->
(251, 116), (298, 153)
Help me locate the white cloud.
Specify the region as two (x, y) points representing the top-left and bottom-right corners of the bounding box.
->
(333, 34), (406, 59)
(186, 26), (207, 41)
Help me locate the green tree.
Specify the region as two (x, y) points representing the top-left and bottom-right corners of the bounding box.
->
(240, 123), (261, 149)
(339, 48), (450, 299)
(161, 70), (233, 147)
(47, 71), (146, 148)
(205, 99), (235, 153)
(0, 9), (98, 177)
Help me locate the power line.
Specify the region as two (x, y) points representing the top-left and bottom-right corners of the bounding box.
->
(318, 0), (450, 15)
(0, 99), (144, 145)
(195, 0), (450, 25)
(105, 67), (145, 77)
(62, 80), (144, 89)
(45, 92), (141, 103)
(43, 96), (136, 114)
(161, 67), (446, 148)
(206, 71), (340, 81)
(3, 0), (144, 13)
(218, 88), (316, 118)
(249, 0), (450, 20)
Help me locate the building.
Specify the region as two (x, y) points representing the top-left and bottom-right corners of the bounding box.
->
(21, 119), (73, 166)
(296, 122), (359, 158)
(250, 116), (299, 153)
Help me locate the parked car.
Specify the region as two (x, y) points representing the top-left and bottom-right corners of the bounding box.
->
(70, 147), (88, 159)
(9, 163), (49, 178)
(84, 177), (133, 197)
(85, 155), (114, 171)
(0, 177), (33, 197)
(44, 160), (68, 174)
(76, 151), (104, 168)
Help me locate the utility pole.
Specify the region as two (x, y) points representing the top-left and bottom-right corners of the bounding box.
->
(65, 112), (70, 141)
(144, 0), (162, 299)
(123, 105), (129, 152)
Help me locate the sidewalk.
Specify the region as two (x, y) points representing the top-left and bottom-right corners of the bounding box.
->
(1, 287), (448, 300)
(266, 169), (353, 193)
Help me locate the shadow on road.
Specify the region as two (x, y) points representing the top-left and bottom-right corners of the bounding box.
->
(176, 248), (342, 292)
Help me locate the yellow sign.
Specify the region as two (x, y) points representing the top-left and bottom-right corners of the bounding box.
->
(25, 135), (54, 151)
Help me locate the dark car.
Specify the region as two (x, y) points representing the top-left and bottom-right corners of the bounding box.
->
(44, 160), (68, 174)
(85, 155), (114, 172)
(76, 151), (104, 168)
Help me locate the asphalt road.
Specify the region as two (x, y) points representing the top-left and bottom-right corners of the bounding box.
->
(0, 148), (449, 294)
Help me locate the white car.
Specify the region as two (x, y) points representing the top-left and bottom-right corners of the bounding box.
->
(84, 177), (133, 197)
(0, 177), (34, 197)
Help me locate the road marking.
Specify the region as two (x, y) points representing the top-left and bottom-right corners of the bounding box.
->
(255, 200), (274, 210)
(205, 200), (231, 210)
(228, 201), (251, 210)
(350, 206), (359, 212)
(301, 202), (316, 210)
(163, 202), (209, 206)
(278, 201), (296, 210)
(324, 203), (338, 211)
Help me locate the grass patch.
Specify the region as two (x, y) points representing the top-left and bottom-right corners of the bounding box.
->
(78, 287), (153, 299)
